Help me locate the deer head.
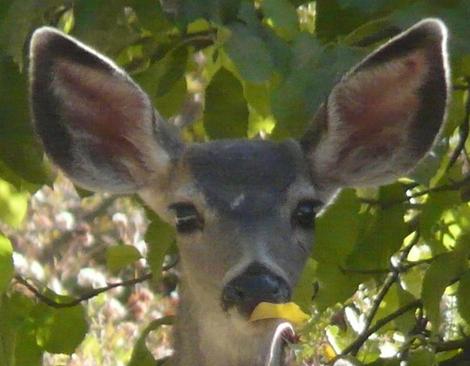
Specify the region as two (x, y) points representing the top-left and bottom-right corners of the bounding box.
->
(29, 19), (449, 366)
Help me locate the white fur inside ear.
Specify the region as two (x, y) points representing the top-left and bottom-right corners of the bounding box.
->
(30, 27), (180, 193)
(50, 60), (171, 184)
(312, 50), (431, 187)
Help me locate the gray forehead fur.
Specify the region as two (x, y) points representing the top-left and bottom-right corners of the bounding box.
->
(187, 139), (307, 217)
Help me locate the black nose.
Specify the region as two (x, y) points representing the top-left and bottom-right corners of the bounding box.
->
(222, 263), (290, 317)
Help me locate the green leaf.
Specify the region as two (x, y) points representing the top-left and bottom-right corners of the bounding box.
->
(204, 68), (249, 139)
(134, 47), (188, 119)
(154, 77), (187, 119)
(0, 295), (14, 366)
(0, 0), (62, 68)
(138, 47), (188, 98)
(373, 283), (416, 334)
(261, 0), (299, 40)
(128, 316), (174, 366)
(338, 0), (394, 14)
(366, 358), (400, 366)
(315, 0), (370, 42)
(407, 348), (437, 366)
(421, 251), (467, 332)
(15, 329), (43, 366)
(73, 0), (136, 56)
(410, 138), (449, 186)
(292, 258), (317, 312)
(271, 36), (362, 137)
(145, 212), (175, 280)
(106, 245), (142, 273)
(389, 1), (470, 60)
(420, 190), (460, 243)
(179, 0), (241, 25)
(0, 51), (51, 186)
(0, 293), (41, 366)
(457, 271), (470, 325)
(0, 178), (29, 228)
(314, 189), (361, 264)
(347, 184), (407, 270)
(129, 0), (172, 34)
(313, 190), (364, 309)
(243, 82), (271, 117)
(314, 264), (361, 311)
(35, 302), (87, 354)
(225, 23), (274, 84)
(0, 236), (13, 294)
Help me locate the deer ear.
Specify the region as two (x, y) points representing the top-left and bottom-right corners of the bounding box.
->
(29, 27), (183, 193)
(301, 19), (449, 189)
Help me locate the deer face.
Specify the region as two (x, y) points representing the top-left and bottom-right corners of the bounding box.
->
(141, 139), (326, 318)
(29, 19), (449, 326)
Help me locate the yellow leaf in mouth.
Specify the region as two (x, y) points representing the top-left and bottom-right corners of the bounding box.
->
(249, 302), (309, 325)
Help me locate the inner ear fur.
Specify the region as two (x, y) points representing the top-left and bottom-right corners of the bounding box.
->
(29, 27), (183, 193)
(301, 18), (449, 188)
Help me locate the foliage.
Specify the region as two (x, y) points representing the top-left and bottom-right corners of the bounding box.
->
(0, 0), (469, 365)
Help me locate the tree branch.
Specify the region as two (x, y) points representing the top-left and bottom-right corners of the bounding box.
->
(435, 337), (470, 352)
(15, 273), (152, 308)
(329, 300), (423, 364)
(341, 233), (420, 357)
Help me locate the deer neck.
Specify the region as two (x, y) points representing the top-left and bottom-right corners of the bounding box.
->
(173, 276), (284, 366)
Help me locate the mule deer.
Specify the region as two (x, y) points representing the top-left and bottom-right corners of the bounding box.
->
(29, 18), (449, 366)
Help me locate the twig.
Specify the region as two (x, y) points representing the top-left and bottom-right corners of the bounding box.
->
(360, 173), (470, 209)
(340, 267), (389, 275)
(329, 300), (423, 364)
(15, 273), (152, 308)
(408, 173), (470, 199)
(348, 233), (419, 357)
(434, 337), (470, 352)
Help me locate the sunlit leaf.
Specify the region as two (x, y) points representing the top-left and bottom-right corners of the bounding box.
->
(422, 251), (467, 332)
(314, 190), (361, 264)
(292, 258), (317, 312)
(0, 293), (42, 366)
(0, 235), (13, 294)
(0, 179), (28, 228)
(420, 190), (460, 244)
(347, 184), (407, 270)
(106, 245), (142, 273)
(34, 301), (87, 354)
(145, 211), (175, 281)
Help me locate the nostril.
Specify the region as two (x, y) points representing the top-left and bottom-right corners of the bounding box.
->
(223, 285), (244, 304)
(271, 282), (281, 296)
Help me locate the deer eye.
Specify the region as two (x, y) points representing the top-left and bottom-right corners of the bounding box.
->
(292, 200), (321, 229)
(171, 203), (203, 234)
